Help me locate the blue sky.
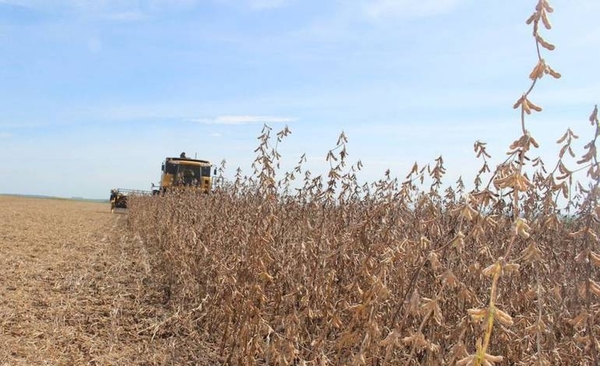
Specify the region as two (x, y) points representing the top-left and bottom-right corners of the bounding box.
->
(1, 0), (599, 199)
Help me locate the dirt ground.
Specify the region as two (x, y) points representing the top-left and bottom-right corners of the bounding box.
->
(0, 196), (216, 366)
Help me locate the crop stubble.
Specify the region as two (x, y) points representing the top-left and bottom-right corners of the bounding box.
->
(0, 196), (217, 365)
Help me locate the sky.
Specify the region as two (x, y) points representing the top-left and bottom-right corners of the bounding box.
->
(1, 0), (599, 199)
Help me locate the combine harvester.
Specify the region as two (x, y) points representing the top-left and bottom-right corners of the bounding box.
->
(110, 152), (216, 212)
(153, 153), (216, 194)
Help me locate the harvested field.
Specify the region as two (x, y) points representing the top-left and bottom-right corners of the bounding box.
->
(0, 196), (217, 365)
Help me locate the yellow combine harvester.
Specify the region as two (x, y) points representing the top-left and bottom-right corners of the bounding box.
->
(110, 153), (215, 212)
(152, 153), (215, 194)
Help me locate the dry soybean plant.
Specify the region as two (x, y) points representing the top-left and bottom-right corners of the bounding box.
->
(125, 1), (600, 365)
(457, 1), (560, 365)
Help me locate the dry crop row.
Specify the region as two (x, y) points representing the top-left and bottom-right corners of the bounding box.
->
(126, 122), (599, 365)
(125, 1), (600, 364)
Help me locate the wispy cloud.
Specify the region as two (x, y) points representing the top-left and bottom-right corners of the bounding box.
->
(0, 132), (12, 138)
(87, 37), (102, 53)
(359, 0), (464, 20)
(192, 115), (297, 125)
(0, 0), (31, 6)
(0, 121), (47, 128)
(214, 0), (292, 10)
(101, 11), (150, 22)
(247, 0), (291, 10)
(0, 0), (199, 20)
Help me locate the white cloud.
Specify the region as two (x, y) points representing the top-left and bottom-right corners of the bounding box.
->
(0, 0), (199, 20)
(192, 115), (297, 125)
(87, 37), (102, 53)
(360, 0), (463, 19)
(0, 0), (198, 8)
(0, 0), (32, 6)
(211, 0), (292, 10)
(0, 121), (46, 128)
(101, 11), (150, 21)
(247, 0), (290, 10)
(0, 132), (12, 138)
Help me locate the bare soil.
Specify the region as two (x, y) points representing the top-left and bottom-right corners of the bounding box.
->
(0, 196), (215, 366)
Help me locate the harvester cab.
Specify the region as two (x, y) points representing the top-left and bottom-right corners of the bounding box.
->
(154, 155), (215, 194)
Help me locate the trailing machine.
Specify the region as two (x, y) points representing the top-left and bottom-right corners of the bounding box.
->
(109, 188), (149, 212)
